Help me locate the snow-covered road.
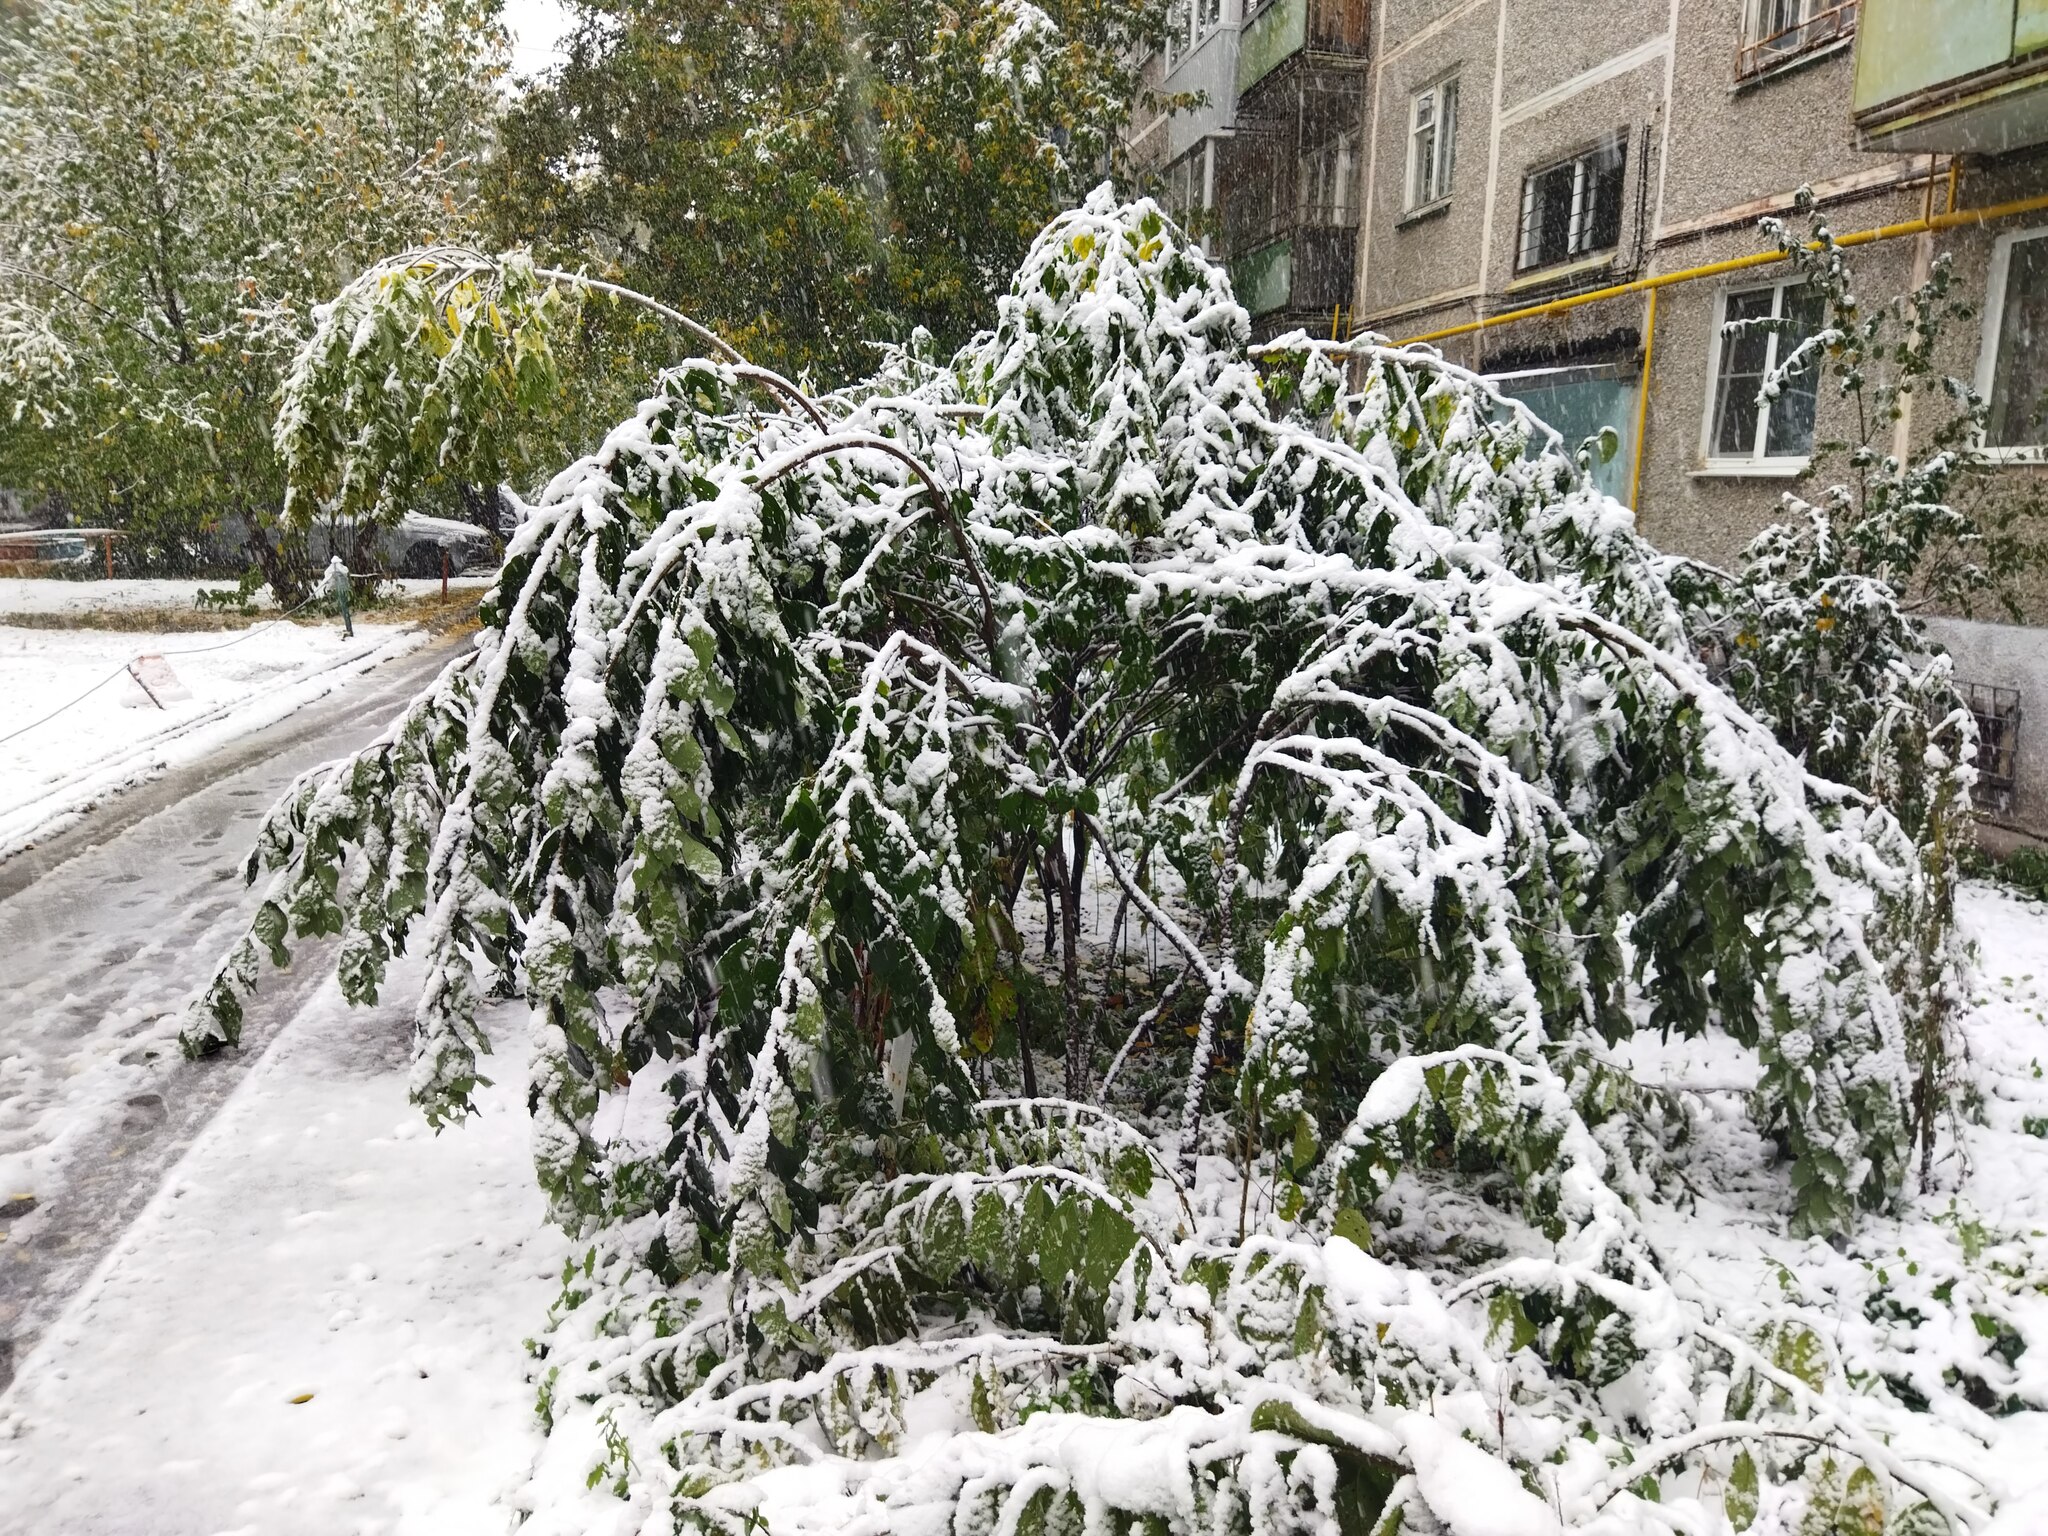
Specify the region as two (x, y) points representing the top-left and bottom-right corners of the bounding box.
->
(0, 637), (464, 1381)
(0, 628), (566, 1535)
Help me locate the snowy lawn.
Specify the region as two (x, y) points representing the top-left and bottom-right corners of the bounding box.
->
(0, 975), (564, 1535)
(0, 617), (428, 858)
(1589, 880), (2048, 1531)
(0, 576), (492, 619)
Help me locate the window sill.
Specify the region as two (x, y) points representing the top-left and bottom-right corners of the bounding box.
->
(1730, 33), (1854, 94)
(1689, 459), (1810, 480)
(1396, 197), (1452, 229)
(1980, 445), (2048, 465)
(1504, 251), (1618, 294)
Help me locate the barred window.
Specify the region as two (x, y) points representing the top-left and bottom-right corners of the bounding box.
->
(1967, 683), (2023, 808)
(1517, 137), (1626, 272)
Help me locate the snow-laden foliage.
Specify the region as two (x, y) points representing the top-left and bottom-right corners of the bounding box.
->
(0, 0), (503, 582)
(1668, 196), (2035, 1186)
(187, 192), (1983, 1534)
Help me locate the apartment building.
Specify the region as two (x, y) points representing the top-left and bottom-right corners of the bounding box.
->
(1132, 0), (2048, 843)
(1132, 0), (1372, 332)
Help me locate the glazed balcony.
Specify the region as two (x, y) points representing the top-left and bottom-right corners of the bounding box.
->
(1854, 0), (2048, 151)
(1237, 0), (1368, 97)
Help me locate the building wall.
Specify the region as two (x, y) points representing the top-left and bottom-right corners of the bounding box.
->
(1341, 1), (2048, 837)
(1355, 0), (1506, 329)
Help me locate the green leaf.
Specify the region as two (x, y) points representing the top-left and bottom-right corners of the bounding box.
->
(1727, 1449), (1758, 1532)
(1330, 1207), (1372, 1252)
(675, 831), (722, 883)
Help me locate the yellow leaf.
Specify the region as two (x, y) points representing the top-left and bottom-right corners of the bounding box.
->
(289, 1392), (314, 1404)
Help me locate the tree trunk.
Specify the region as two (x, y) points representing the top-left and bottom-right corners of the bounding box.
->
(243, 521), (312, 607)
(999, 831), (1041, 1100)
(456, 480), (510, 550)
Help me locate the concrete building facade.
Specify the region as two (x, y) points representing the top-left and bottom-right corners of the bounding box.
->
(1132, 0), (2048, 844)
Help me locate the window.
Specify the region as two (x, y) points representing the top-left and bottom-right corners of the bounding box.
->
(1704, 281), (1823, 467)
(1406, 78), (1458, 210)
(1165, 0), (1228, 65)
(1299, 130), (1358, 227)
(1164, 0), (1192, 63)
(1966, 683), (2022, 808)
(1736, 0), (1857, 80)
(1516, 137), (1626, 272)
(1979, 228), (2048, 455)
(1162, 143), (1218, 248)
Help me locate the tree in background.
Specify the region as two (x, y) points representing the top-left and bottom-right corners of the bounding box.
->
(0, 0), (504, 591)
(489, 0), (1178, 385)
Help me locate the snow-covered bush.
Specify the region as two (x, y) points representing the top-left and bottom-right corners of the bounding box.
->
(1670, 195), (2044, 1183)
(186, 191), (1981, 1534)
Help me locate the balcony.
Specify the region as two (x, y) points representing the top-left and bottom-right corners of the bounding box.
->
(1237, 0), (1368, 97)
(1854, 0), (2048, 151)
(1736, 1), (1856, 82)
(1230, 219), (1359, 331)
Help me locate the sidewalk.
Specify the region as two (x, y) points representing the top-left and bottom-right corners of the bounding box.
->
(0, 974), (562, 1536)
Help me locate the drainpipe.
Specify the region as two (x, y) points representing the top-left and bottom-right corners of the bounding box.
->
(1628, 285), (1658, 513)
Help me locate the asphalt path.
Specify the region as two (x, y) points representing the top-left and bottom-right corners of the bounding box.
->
(0, 633), (466, 1392)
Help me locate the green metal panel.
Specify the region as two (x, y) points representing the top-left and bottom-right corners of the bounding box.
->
(1494, 371), (1637, 504)
(1231, 239), (1293, 318)
(1236, 0), (1306, 96)
(2021, 0), (2048, 56)
(1855, 0), (2015, 111)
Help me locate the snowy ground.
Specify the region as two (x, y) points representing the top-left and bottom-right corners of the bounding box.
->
(0, 638), (460, 1365)
(0, 618), (428, 859)
(11, 847), (2048, 1529)
(0, 577), (492, 618)
(0, 975), (563, 1536)
(1610, 882), (2048, 1530)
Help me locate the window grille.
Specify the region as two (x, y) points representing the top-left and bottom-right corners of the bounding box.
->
(1517, 137), (1627, 272)
(1967, 683), (2023, 807)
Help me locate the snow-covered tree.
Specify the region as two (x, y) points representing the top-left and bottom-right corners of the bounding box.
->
(0, 0), (504, 587)
(489, 0), (1181, 384)
(188, 193), (1983, 1534)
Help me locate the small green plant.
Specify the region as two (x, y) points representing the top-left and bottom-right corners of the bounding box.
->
(193, 567), (267, 615)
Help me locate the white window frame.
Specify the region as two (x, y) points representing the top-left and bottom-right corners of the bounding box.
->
(1405, 76), (1458, 212)
(1976, 225), (2048, 463)
(1163, 0), (1192, 66)
(1166, 0), (1233, 65)
(1301, 128), (1359, 227)
(1697, 278), (1819, 477)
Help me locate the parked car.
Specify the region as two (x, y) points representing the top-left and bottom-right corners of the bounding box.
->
(378, 512), (500, 578)
(302, 512), (500, 579)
